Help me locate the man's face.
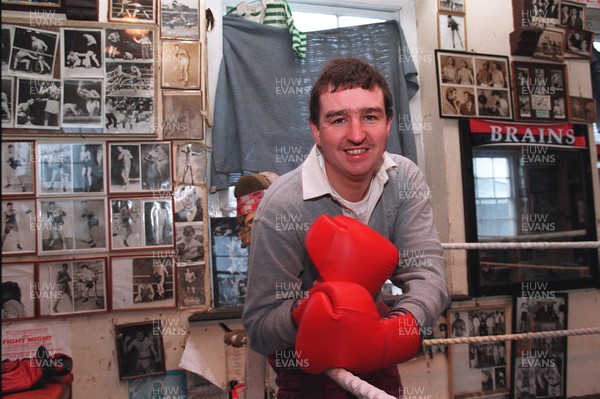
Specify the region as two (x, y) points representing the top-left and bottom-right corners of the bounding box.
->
(310, 86), (391, 189)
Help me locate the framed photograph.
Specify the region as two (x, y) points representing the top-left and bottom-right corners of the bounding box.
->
(173, 184), (205, 223)
(173, 142), (207, 186)
(15, 78), (61, 130)
(37, 258), (108, 317)
(512, 61), (569, 122)
(570, 95), (595, 122)
(438, 12), (466, 51)
(105, 28), (154, 63)
(210, 217), (248, 309)
(60, 28), (104, 78)
(560, 0), (586, 29)
(177, 260), (207, 309)
(161, 40), (202, 89)
(2, 262), (36, 320)
(108, 141), (172, 194)
(37, 197), (108, 255)
(106, 63), (154, 98)
(36, 142), (106, 195)
(115, 320), (166, 380)
(8, 26), (59, 78)
(2, 77), (15, 128)
(1, 0), (64, 11)
(2, 199), (36, 256)
(516, 0), (560, 28)
(448, 302), (511, 399)
(532, 29), (564, 63)
(162, 90), (205, 139)
(160, 0), (201, 39)
(511, 293), (568, 399)
(438, 0), (465, 12)
(436, 50), (512, 120)
(564, 29), (593, 59)
(2, 25), (13, 75)
(109, 0), (156, 24)
(61, 79), (104, 130)
(110, 255), (176, 310)
(1, 141), (35, 195)
(175, 221), (205, 263)
(104, 96), (156, 134)
(109, 197), (174, 250)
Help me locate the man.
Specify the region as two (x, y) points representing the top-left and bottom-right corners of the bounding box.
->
(491, 90), (509, 117)
(123, 329), (160, 375)
(117, 146), (134, 187)
(79, 264), (100, 306)
(53, 263), (72, 313)
(243, 57), (449, 397)
(2, 202), (31, 251)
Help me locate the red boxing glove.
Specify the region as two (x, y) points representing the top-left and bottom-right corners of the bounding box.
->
(295, 281), (421, 375)
(306, 215), (398, 297)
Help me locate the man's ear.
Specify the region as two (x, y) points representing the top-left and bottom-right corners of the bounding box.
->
(310, 121), (321, 145)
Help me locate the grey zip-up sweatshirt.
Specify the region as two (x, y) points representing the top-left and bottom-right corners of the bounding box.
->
(242, 152), (450, 356)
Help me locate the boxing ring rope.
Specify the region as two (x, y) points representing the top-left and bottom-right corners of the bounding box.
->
(323, 239), (600, 399)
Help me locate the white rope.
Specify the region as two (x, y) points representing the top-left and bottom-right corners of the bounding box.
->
(423, 326), (600, 346)
(442, 241), (600, 250)
(325, 368), (396, 399)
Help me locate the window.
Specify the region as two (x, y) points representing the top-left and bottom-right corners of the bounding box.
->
(473, 155), (517, 238)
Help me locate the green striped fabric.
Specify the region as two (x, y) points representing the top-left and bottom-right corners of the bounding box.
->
(227, 0), (307, 58)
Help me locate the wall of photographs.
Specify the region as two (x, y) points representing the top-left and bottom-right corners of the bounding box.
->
(1, 2), (211, 322)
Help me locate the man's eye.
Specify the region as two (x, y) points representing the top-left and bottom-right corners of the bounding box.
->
(331, 117), (346, 124)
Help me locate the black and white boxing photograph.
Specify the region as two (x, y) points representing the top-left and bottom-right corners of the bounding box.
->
(61, 28), (104, 78)
(106, 62), (154, 97)
(1, 199), (36, 256)
(111, 256), (176, 311)
(103, 95), (154, 134)
(140, 142), (172, 192)
(105, 28), (154, 61)
(1, 141), (34, 196)
(37, 199), (74, 254)
(72, 143), (105, 194)
(160, 0), (200, 39)
(36, 142), (73, 195)
(162, 90), (204, 139)
(142, 199), (174, 248)
(108, 143), (141, 193)
(61, 79), (103, 129)
(8, 26), (58, 78)
(2, 77), (14, 128)
(109, 198), (143, 250)
(15, 77), (61, 129)
(73, 199), (107, 251)
(109, 0), (156, 24)
(115, 321), (166, 380)
(173, 142), (206, 186)
(1, 25), (13, 74)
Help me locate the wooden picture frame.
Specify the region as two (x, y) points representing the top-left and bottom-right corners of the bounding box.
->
(110, 255), (177, 311)
(36, 142), (106, 196)
(438, 0), (465, 13)
(108, 0), (156, 24)
(559, 0), (586, 29)
(173, 142), (207, 186)
(564, 28), (593, 59)
(108, 141), (172, 194)
(36, 197), (108, 255)
(1, 140), (35, 196)
(2, 198), (37, 256)
(162, 90), (205, 139)
(569, 95), (595, 122)
(448, 301), (511, 399)
(514, 0), (561, 29)
(511, 293), (568, 399)
(436, 50), (513, 120)
(115, 320), (166, 380)
(438, 12), (467, 51)
(1, 0), (64, 12)
(2, 262), (36, 320)
(512, 61), (569, 122)
(532, 29), (564, 63)
(160, 40), (202, 89)
(36, 257), (108, 317)
(160, 0), (201, 39)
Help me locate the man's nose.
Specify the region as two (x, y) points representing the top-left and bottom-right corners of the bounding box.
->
(346, 118), (367, 144)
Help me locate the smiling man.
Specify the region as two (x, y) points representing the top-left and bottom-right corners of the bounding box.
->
(243, 57), (449, 398)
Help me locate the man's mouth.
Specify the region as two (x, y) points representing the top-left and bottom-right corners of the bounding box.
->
(344, 148), (368, 155)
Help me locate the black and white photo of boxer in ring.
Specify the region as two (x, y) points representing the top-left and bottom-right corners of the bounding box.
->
(61, 28), (104, 78)
(15, 77), (61, 129)
(8, 26), (58, 78)
(61, 79), (103, 129)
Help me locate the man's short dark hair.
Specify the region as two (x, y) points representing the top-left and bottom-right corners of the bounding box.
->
(309, 57), (393, 126)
